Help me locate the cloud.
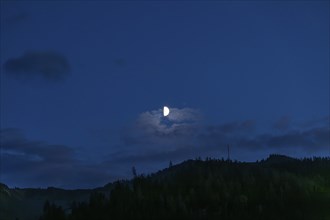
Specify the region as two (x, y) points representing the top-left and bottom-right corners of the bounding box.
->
(1, 128), (73, 162)
(1, 113), (328, 188)
(0, 128), (110, 188)
(204, 125), (329, 153)
(299, 115), (330, 129)
(122, 107), (201, 147)
(114, 112), (329, 167)
(109, 107), (204, 172)
(266, 126), (330, 151)
(166, 108), (202, 123)
(3, 51), (70, 81)
(113, 109), (255, 167)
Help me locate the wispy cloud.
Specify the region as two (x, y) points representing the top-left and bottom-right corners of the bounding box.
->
(121, 107), (201, 148)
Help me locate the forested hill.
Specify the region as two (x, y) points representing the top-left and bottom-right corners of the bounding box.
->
(2, 155), (330, 220)
(40, 155), (330, 220)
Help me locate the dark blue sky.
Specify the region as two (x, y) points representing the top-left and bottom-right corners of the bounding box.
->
(1, 1), (329, 188)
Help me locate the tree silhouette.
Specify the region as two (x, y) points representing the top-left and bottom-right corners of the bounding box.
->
(40, 155), (330, 220)
(132, 166), (137, 178)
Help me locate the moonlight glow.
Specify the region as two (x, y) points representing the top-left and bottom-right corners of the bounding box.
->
(163, 106), (170, 117)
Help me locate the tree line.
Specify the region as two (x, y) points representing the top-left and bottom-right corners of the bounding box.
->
(40, 155), (330, 220)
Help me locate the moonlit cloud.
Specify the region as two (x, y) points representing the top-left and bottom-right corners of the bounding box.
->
(166, 108), (202, 123)
(138, 107), (201, 131)
(124, 107), (202, 144)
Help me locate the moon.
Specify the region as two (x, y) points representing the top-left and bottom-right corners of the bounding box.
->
(163, 106), (170, 117)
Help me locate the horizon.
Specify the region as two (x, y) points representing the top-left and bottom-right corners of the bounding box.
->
(2, 153), (330, 190)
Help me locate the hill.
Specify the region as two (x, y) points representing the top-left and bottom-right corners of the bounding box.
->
(0, 183), (116, 220)
(2, 155), (330, 220)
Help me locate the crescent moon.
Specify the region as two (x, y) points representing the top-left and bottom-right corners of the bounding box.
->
(163, 106), (170, 117)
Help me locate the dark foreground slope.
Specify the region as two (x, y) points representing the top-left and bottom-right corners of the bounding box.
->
(0, 183), (113, 220)
(0, 184), (95, 220)
(2, 155), (330, 220)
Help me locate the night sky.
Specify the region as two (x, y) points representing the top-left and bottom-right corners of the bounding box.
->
(1, 1), (329, 189)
